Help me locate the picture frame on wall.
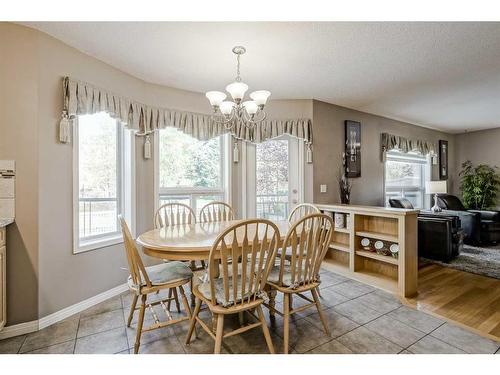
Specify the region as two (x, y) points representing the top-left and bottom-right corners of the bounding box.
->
(345, 120), (361, 177)
(439, 139), (448, 180)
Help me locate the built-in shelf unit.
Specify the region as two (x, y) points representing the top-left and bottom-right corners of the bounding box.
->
(317, 204), (418, 298)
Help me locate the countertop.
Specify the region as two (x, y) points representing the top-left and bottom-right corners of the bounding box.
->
(0, 218), (14, 228)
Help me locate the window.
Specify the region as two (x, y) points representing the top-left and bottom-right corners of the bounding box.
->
(73, 112), (134, 253)
(384, 151), (430, 209)
(256, 139), (290, 220)
(157, 127), (228, 217)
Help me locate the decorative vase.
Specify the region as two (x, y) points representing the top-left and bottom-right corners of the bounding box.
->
(334, 213), (346, 229)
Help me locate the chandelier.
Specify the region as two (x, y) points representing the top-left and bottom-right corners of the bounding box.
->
(206, 46), (271, 129)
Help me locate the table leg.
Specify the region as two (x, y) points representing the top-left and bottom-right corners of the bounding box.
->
(190, 278), (196, 306)
(212, 313), (218, 333)
(268, 289), (277, 317)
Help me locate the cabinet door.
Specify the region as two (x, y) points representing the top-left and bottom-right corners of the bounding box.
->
(0, 245), (5, 330)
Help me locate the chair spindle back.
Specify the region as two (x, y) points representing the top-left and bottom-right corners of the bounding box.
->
(154, 203), (196, 229)
(199, 201), (234, 223)
(119, 215), (151, 288)
(288, 203), (321, 223)
(208, 219), (280, 307)
(278, 213), (333, 288)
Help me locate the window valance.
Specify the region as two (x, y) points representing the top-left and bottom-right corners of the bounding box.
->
(61, 77), (313, 145)
(381, 132), (436, 159)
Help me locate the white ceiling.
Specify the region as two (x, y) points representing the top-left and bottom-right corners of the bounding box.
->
(22, 22), (500, 133)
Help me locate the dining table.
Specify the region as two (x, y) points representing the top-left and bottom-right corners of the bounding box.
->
(136, 219), (291, 261)
(136, 219), (292, 327)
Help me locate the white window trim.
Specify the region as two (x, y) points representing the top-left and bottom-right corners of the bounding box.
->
(72, 116), (135, 254)
(383, 150), (431, 209)
(154, 130), (231, 217)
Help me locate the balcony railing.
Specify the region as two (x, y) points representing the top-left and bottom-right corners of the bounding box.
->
(256, 193), (289, 221)
(79, 197), (118, 239)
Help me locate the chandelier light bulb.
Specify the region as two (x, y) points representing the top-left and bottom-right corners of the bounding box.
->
(219, 101), (235, 116)
(249, 90), (271, 107)
(242, 100), (258, 115)
(205, 91), (227, 107)
(226, 81), (249, 102)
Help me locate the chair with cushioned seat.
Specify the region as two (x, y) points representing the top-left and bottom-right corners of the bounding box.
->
(154, 202), (203, 307)
(185, 219), (279, 354)
(264, 213), (334, 354)
(119, 216), (195, 354)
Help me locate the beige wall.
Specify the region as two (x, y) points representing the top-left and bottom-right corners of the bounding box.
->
(0, 23), (316, 321)
(312, 100), (457, 206)
(455, 128), (500, 208)
(1, 23), (474, 325)
(0, 24), (40, 324)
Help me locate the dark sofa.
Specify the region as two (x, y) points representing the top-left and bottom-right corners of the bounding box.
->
(436, 194), (500, 245)
(389, 198), (463, 262)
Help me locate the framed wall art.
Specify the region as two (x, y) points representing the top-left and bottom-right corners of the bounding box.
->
(345, 120), (361, 177)
(439, 139), (448, 180)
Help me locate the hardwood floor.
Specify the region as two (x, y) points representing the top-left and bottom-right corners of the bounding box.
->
(405, 264), (500, 341)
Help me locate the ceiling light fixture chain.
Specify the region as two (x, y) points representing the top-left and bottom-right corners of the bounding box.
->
(206, 46), (270, 130)
(236, 51), (241, 82)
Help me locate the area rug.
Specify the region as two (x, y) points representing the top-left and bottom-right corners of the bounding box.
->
(421, 244), (500, 280)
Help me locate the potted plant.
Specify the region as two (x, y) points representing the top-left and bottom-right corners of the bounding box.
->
(338, 152), (352, 204)
(459, 160), (500, 209)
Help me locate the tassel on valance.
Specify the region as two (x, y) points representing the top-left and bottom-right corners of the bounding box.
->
(59, 110), (71, 143)
(60, 77), (313, 148)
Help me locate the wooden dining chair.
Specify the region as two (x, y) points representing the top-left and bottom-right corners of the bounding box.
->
(264, 213), (334, 354)
(185, 219), (280, 354)
(154, 202), (201, 306)
(288, 203), (320, 223)
(119, 215), (195, 354)
(154, 202), (196, 228)
(282, 203), (322, 303)
(199, 201), (234, 223)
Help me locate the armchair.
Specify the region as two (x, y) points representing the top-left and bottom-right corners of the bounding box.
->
(389, 198), (464, 262)
(436, 194), (500, 245)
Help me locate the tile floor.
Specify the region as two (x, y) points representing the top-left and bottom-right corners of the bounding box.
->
(1, 269), (499, 354)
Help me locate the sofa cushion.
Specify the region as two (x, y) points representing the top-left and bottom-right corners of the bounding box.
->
(480, 220), (500, 232)
(389, 198), (414, 209)
(469, 210), (500, 222)
(436, 194), (466, 211)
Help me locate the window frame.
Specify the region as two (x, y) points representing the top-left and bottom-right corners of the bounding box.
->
(154, 129), (231, 218)
(72, 113), (135, 254)
(383, 150), (431, 209)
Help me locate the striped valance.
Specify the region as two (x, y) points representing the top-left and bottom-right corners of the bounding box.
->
(61, 77), (313, 145)
(381, 132), (436, 157)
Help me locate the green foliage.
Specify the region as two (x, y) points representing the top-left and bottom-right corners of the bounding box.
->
(159, 128), (221, 189)
(459, 160), (500, 209)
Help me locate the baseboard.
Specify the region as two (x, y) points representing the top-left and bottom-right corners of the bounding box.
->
(0, 283), (128, 339)
(0, 320), (39, 340)
(39, 283), (128, 329)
